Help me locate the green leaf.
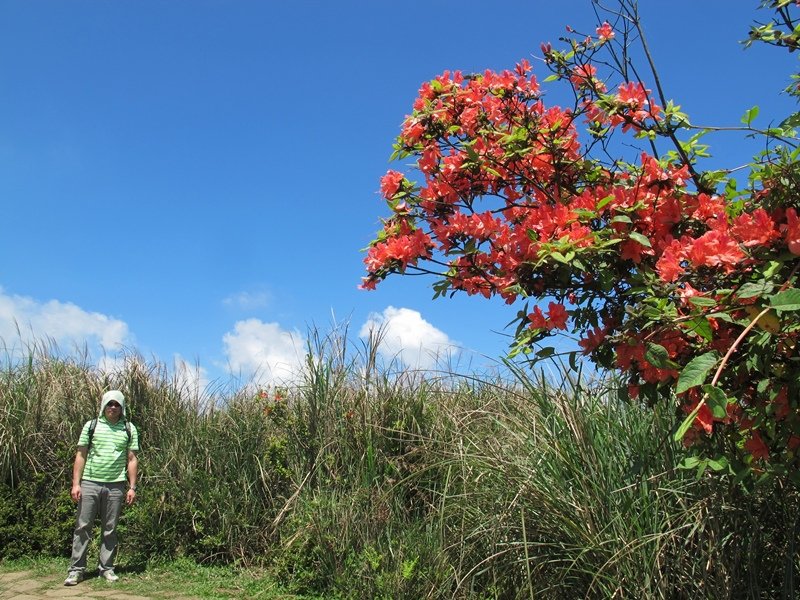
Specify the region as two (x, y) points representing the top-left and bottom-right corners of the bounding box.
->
(763, 260), (783, 279)
(694, 461), (709, 480)
(596, 194), (615, 210)
(628, 232), (652, 247)
(737, 281), (774, 299)
(707, 311), (735, 323)
(568, 351), (578, 371)
(707, 456), (729, 472)
(702, 384), (728, 419)
(642, 306), (663, 320)
(676, 351), (719, 394)
(645, 343), (669, 368)
(675, 405), (701, 443)
(688, 296), (717, 308)
(769, 288), (800, 312)
(678, 455), (701, 470)
(741, 105), (760, 126)
(683, 316), (713, 342)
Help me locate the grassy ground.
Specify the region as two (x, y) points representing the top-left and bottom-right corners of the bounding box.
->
(0, 556), (320, 599)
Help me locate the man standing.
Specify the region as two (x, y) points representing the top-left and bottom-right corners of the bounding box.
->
(64, 390), (139, 586)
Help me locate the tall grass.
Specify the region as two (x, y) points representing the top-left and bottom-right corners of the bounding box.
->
(1, 329), (798, 598)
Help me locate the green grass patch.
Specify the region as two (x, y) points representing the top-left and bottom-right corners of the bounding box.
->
(0, 556), (318, 599)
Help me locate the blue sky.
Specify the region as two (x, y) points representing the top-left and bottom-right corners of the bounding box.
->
(1, 1), (797, 390)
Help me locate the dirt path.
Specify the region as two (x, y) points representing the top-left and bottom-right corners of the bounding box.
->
(0, 570), (194, 600)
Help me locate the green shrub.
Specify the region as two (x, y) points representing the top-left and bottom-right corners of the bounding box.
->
(0, 474), (74, 559)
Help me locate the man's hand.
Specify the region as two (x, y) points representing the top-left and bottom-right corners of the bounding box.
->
(126, 488), (136, 505)
(71, 484), (82, 503)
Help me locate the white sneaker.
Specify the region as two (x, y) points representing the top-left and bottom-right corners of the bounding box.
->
(101, 569), (119, 582)
(64, 571), (81, 586)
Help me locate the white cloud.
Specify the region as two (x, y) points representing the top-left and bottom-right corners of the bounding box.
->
(359, 306), (459, 370)
(222, 290), (271, 311)
(0, 287), (129, 354)
(222, 319), (305, 385)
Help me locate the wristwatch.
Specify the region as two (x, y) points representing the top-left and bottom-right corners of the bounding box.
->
(130, 485), (137, 491)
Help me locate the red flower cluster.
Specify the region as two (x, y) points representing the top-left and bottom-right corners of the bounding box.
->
(363, 16), (800, 474)
(528, 302), (569, 331)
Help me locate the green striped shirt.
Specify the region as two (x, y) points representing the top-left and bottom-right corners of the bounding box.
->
(78, 417), (140, 483)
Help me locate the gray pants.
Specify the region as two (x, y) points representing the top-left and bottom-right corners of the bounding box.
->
(68, 480), (126, 573)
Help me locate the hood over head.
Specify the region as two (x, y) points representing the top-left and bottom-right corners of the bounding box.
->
(100, 390), (126, 418)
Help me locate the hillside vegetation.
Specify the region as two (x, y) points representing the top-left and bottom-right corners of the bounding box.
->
(1, 332), (798, 598)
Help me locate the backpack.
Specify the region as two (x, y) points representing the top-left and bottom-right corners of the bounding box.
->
(87, 418), (132, 453)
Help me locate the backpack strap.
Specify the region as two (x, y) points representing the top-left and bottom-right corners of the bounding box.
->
(86, 418), (99, 453)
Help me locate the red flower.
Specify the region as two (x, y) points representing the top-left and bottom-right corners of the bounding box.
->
(683, 391), (714, 434)
(617, 82), (647, 108)
(528, 303), (569, 331)
(364, 227), (433, 273)
(686, 230), (746, 270)
(690, 194), (726, 222)
(620, 238), (651, 263)
(656, 238), (684, 282)
(783, 208), (800, 255)
(547, 302), (569, 330)
(773, 386), (790, 420)
(380, 170), (405, 199)
(579, 327), (606, 355)
(570, 64), (600, 89)
(731, 208), (779, 247)
(359, 277), (378, 291)
(695, 404), (714, 434)
(744, 431), (770, 462)
(596, 22), (614, 41)
(402, 118), (425, 143)
(613, 83), (661, 130)
(527, 306), (547, 329)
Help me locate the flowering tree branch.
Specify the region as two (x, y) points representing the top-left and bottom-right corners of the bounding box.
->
(362, 0), (800, 480)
